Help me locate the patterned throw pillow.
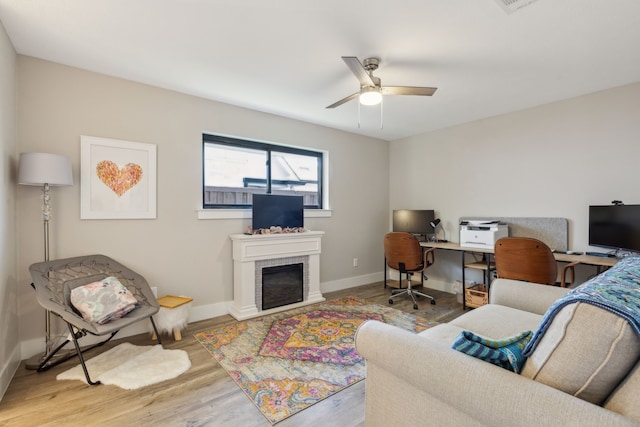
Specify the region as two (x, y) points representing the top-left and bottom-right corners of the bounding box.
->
(70, 276), (138, 324)
(452, 330), (533, 373)
(521, 302), (640, 405)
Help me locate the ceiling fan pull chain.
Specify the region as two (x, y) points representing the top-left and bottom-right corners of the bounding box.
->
(357, 100), (361, 128)
(380, 99), (384, 129)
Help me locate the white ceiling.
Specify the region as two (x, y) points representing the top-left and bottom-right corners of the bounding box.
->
(1, 0), (640, 141)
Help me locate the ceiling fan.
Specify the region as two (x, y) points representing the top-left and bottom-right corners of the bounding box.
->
(326, 56), (437, 109)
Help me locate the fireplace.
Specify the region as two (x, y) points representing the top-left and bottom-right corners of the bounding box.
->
(230, 231), (325, 320)
(261, 263), (304, 310)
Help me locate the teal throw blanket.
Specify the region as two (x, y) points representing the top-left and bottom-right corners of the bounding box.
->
(452, 330), (533, 373)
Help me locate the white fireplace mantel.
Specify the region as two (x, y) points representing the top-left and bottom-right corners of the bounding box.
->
(229, 231), (325, 320)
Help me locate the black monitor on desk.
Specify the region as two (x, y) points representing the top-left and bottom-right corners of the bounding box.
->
(589, 204), (640, 253)
(392, 210), (435, 240)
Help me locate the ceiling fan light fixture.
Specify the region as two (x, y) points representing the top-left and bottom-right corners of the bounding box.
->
(359, 86), (382, 106)
(326, 56), (437, 110)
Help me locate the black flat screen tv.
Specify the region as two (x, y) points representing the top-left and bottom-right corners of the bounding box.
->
(252, 194), (304, 231)
(589, 204), (640, 252)
(392, 210), (435, 236)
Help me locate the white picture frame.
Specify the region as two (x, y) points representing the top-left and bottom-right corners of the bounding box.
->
(80, 135), (157, 219)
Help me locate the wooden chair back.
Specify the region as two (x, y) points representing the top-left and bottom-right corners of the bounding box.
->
(494, 237), (558, 285)
(384, 232), (423, 271)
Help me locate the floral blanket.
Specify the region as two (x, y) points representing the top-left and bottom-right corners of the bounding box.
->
(70, 276), (138, 324)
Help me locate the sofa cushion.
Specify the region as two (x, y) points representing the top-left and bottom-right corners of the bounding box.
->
(419, 323), (465, 346)
(450, 304), (543, 339)
(521, 302), (640, 405)
(604, 359), (640, 421)
(420, 304), (542, 349)
(489, 278), (570, 315)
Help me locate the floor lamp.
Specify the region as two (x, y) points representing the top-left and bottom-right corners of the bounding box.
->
(18, 152), (73, 370)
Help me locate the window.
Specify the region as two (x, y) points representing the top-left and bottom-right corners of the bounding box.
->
(203, 134), (323, 209)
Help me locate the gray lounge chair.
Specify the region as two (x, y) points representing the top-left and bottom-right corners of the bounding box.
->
(28, 254), (161, 385)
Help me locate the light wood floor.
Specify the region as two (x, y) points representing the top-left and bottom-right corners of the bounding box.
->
(0, 282), (463, 427)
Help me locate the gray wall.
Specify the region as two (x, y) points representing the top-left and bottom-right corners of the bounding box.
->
(0, 20), (18, 399)
(15, 56), (390, 358)
(390, 82), (640, 290)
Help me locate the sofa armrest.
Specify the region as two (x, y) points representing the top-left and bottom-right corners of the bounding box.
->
(355, 321), (633, 427)
(489, 278), (570, 315)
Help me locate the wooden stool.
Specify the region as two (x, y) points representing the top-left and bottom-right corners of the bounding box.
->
(152, 295), (193, 341)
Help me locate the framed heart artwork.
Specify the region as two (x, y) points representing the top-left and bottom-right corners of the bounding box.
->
(80, 135), (157, 219)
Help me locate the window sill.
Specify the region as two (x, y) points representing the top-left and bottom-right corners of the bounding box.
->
(196, 209), (333, 220)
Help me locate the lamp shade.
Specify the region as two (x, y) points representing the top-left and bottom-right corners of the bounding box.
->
(18, 152), (73, 186)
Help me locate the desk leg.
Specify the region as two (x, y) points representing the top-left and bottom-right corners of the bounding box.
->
(384, 256), (387, 289)
(485, 254), (492, 287)
(461, 251), (466, 309)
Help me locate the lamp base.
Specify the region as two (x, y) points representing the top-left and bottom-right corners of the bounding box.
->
(24, 353), (45, 370)
(24, 348), (76, 371)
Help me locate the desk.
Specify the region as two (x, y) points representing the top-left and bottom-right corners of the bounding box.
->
(551, 252), (617, 270)
(420, 241), (618, 309)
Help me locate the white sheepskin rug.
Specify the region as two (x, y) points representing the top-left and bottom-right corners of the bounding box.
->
(57, 342), (191, 389)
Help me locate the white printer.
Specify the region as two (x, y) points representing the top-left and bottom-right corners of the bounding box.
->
(459, 220), (508, 249)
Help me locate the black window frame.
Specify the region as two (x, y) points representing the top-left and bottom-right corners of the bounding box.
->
(202, 133), (324, 209)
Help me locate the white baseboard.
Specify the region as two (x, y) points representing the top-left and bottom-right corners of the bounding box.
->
(320, 272), (384, 293)
(18, 300), (232, 360)
(20, 322), (161, 361)
(422, 278), (455, 294)
(0, 345), (20, 401)
(187, 301), (229, 323)
(21, 337), (47, 362)
(19, 273), (454, 361)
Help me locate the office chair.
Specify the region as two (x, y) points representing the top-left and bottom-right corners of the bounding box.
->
(494, 237), (577, 287)
(384, 232), (437, 309)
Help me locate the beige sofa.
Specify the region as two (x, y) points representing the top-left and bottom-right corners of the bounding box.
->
(355, 278), (640, 426)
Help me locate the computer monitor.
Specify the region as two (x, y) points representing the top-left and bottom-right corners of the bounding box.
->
(392, 210), (435, 238)
(589, 204), (640, 252)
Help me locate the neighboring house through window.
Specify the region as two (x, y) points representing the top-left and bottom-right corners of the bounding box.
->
(203, 134), (324, 209)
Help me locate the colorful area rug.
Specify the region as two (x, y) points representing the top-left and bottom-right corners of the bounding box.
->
(195, 296), (434, 424)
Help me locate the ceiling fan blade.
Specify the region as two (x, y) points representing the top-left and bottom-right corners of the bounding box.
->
(342, 56), (376, 87)
(381, 86), (437, 96)
(326, 92), (360, 109)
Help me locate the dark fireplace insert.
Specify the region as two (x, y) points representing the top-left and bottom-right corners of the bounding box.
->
(262, 263), (304, 310)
